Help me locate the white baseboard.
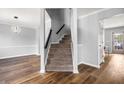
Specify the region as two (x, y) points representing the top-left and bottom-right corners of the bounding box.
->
(73, 69), (79, 73)
(78, 61), (100, 68)
(0, 53), (38, 59)
(35, 53), (40, 56)
(40, 69), (45, 73)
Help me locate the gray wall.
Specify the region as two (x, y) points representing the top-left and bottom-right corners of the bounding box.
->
(64, 9), (71, 33)
(46, 9), (70, 43)
(77, 8), (124, 67)
(78, 13), (99, 67)
(105, 26), (124, 53)
(0, 24), (38, 59)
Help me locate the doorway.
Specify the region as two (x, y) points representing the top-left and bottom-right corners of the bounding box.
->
(112, 32), (124, 54)
(98, 12), (124, 66)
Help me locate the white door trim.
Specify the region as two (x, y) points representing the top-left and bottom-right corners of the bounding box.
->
(40, 9), (45, 73)
(71, 8), (79, 73)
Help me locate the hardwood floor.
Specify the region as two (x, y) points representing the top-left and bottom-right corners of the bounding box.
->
(23, 54), (124, 84)
(95, 54), (124, 83)
(1, 54), (124, 83)
(0, 55), (40, 83)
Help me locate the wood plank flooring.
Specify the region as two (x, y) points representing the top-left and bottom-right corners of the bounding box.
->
(0, 55), (40, 83)
(0, 54), (124, 83)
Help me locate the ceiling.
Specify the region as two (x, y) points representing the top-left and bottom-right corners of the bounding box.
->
(77, 8), (103, 17)
(103, 13), (124, 29)
(0, 8), (107, 29)
(0, 8), (41, 29)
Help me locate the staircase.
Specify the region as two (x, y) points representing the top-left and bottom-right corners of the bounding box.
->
(46, 34), (73, 72)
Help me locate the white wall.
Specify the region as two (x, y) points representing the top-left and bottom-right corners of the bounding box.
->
(105, 27), (124, 53)
(0, 24), (38, 59)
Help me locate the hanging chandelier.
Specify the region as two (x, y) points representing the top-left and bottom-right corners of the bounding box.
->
(11, 16), (21, 33)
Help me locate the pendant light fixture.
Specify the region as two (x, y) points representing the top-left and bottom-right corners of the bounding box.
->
(11, 16), (21, 33)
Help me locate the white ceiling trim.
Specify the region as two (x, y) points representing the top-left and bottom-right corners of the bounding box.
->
(78, 8), (110, 19)
(104, 25), (124, 30)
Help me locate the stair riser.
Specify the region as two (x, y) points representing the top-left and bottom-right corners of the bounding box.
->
(59, 41), (71, 44)
(49, 49), (71, 54)
(48, 57), (72, 61)
(47, 63), (72, 66)
(62, 36), (71, 38)
(51, 43), (71, 46)
(46, 66), (73, 69)
(60, 38), (71, 41)
(48, 57), (72, 60)
(51, 45), (71, 48)
(46, 69), (73, 72)
(47, 60), (72, 64)
(48, 54), (72, 58)
(46, 67), (73, 72)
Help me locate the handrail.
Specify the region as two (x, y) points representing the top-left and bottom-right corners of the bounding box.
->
(45, 29), (52, 49)
(56, 24), (65, 34)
